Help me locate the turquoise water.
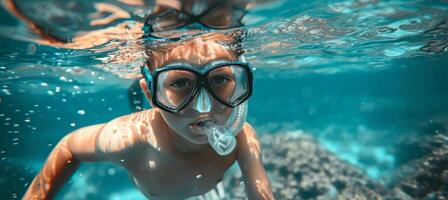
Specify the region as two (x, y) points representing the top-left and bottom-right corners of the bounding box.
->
(0, 0), (447, 199)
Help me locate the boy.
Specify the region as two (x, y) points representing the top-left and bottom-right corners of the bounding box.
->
(23, 32), (274, 200)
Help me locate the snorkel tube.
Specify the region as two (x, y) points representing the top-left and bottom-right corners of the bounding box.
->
(204, 101), (248, 156)
(204, 55), (250, 156)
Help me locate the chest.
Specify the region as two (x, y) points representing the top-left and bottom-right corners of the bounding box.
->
(127, 148), (237, 199)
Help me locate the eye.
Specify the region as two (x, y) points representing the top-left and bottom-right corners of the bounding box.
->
(170, 78), (193, 89)
(210, 75), (231, 86)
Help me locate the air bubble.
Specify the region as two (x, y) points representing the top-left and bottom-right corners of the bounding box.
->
(77, 110), (86, 115)
(1, 89), (11, 95)
(70, 123), (76, 127)
(108, 168), (116, 175)
(27, 44), (37, 55)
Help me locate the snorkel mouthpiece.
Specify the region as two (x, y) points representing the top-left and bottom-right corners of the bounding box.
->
(204, 102), (248, 156)
(205, 123), (237, 156)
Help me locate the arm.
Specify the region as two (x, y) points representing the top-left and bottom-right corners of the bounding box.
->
(236, 123), (275, 200)
(22, 124), (105, 199)
(23, 115), (147, 199)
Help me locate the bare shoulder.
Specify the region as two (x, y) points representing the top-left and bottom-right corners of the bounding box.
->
(66, 110), (158, 162)
(66, 123), (107, 161)
(67, 123), (107, 146)
(70, 123), (106, 138)
(237, 123), (259, 143)
(236, 123), (262, 156)
(95, 110), (158, 158)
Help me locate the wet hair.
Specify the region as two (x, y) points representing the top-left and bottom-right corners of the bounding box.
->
(144, 30), (245, 71)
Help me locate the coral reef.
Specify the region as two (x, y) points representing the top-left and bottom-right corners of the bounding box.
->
(223, 131), (387, 199)
(392, 134), (448, 200)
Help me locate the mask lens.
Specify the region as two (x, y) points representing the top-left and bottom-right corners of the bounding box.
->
(207, 65), (249, 105)
(156, 69), (197, 110)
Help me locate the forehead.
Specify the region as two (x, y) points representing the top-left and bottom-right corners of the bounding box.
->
(150, 35), (238, 69)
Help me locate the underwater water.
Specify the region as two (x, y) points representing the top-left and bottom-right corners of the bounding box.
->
(0, 0), (447, 199)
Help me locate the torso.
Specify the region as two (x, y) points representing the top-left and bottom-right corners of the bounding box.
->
(116, 110), (237, 200)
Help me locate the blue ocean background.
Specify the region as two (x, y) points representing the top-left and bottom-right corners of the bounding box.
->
(0, 0), (447, 199)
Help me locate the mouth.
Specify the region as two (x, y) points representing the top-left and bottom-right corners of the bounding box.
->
(189, 117), (216, 134)
(190, 117), (216, 126)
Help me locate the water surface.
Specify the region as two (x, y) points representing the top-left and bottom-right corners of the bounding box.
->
(0, 0), (447, 199)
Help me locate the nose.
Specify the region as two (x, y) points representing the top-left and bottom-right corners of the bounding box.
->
(192, 88), (212, 113)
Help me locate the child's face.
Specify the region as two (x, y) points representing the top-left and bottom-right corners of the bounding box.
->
(144, 35), (238, 144)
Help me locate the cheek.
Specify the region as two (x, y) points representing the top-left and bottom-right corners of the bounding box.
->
(161, 111), (189, 130)
(214, 106), (233, 125)
(211, 98), (227, 112)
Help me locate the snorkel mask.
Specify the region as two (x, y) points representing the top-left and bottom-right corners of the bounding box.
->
(141, 56), (253, 155)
